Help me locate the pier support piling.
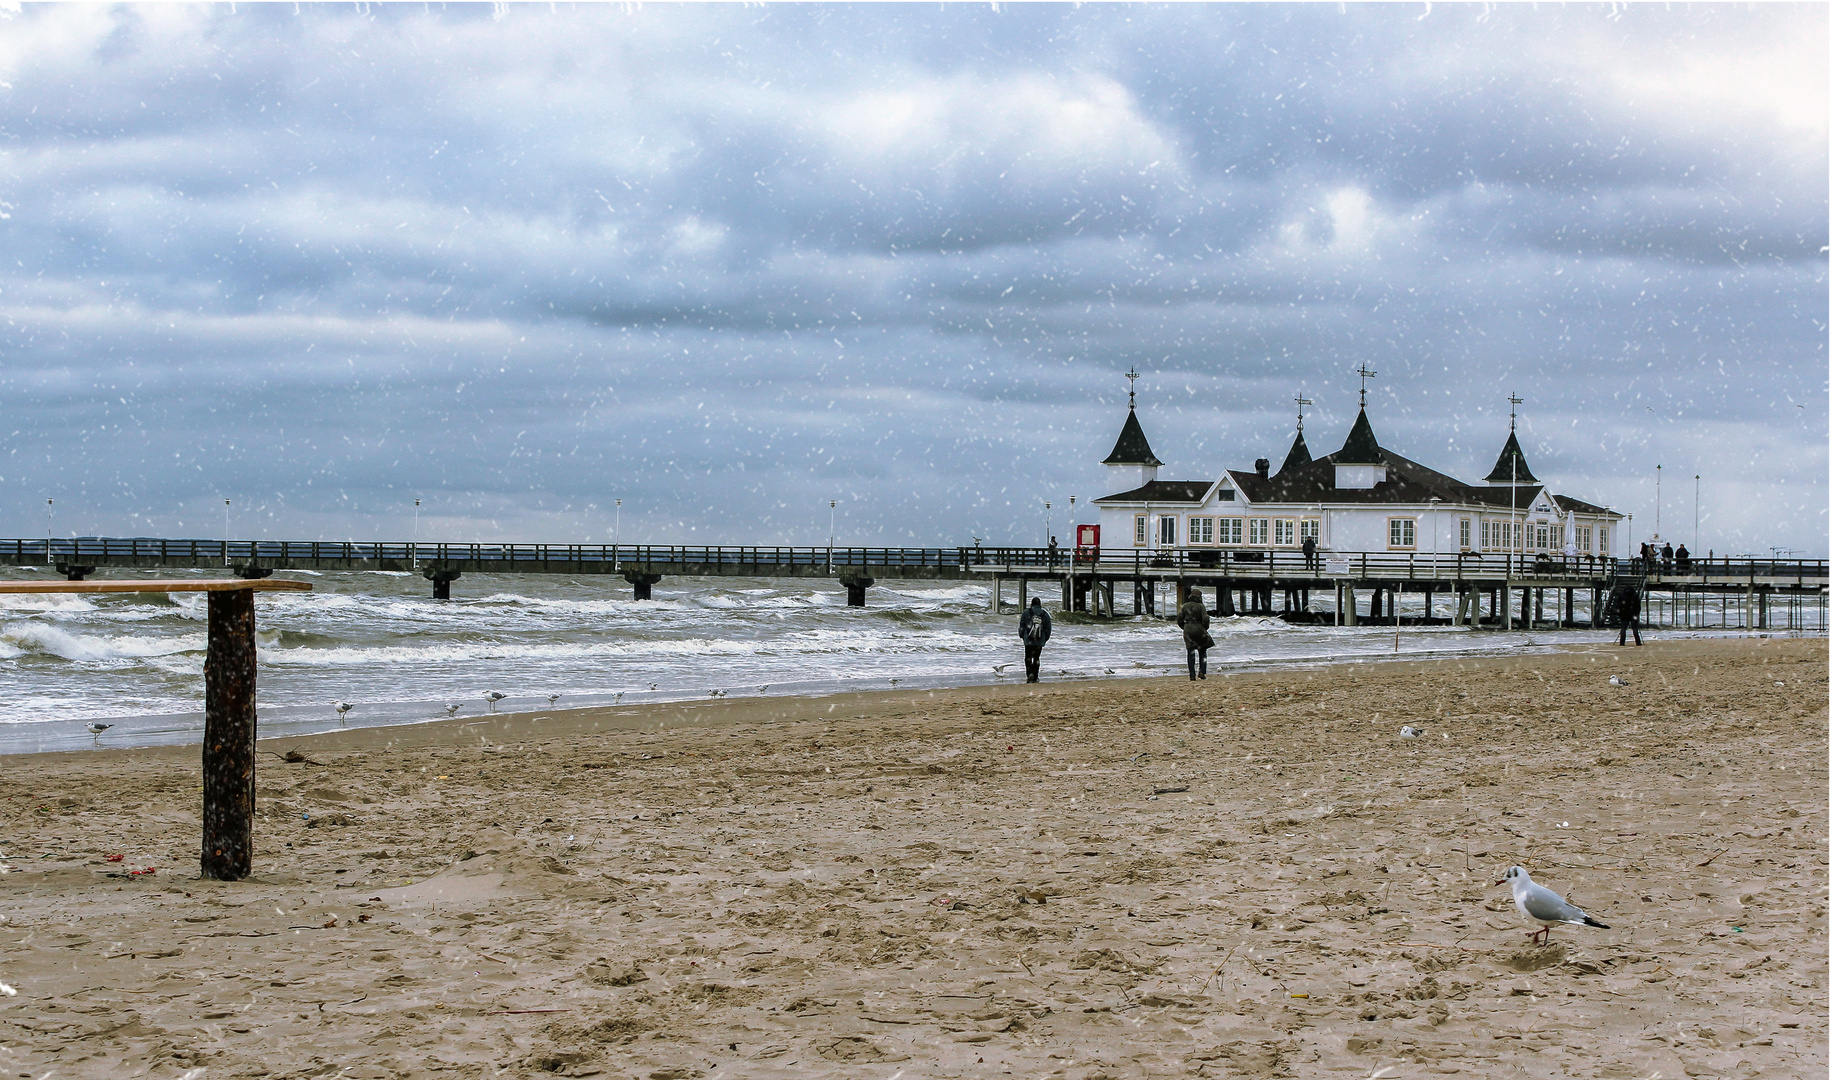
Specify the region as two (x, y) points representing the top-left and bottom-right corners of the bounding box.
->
(988, 575), (1002, 614)
(621, 570), (662, 601)
(424, 568), (463, 600)
(54, 563), (95, 581)
(840, 573), (875, 607)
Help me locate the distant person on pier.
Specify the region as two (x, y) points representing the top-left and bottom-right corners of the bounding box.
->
(1660, 542), (1674, 575)
(1613, 583), (1643, 646)
(1018, 597), (1052, 683)
(1302, 533), (1318, 571)
(1177, 588), (1214, 681)
(1675, 544), (1691, 575)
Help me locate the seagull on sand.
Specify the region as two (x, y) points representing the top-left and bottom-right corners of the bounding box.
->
(484, 691), (507, 712)
(444, 703), (462, 717)
(1608, 675), (1628, 687)
(1499, 865), (1610, 945)
(1400, 725), (1422, 738)
(334, 702), (354, 723)
(87, 723), (113, 744)
(709, 689), (727, 698)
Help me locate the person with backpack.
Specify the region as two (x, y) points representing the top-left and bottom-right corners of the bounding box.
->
(1018, 597), (1052, 683)
(1177, 587), (1214, 680)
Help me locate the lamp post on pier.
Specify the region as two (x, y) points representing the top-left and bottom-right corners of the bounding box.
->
(45, 498), (52, 562)
(412, 499), (421, 570)
(223, 499), (231, 567)
(828, 499), (837, 575)
(614, 499), (622, 571)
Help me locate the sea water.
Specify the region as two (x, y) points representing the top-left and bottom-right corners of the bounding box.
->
(0, 567), (1667, 753)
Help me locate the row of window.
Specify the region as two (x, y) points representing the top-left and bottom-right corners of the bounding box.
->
(1134, 515), (1609, 553)
(1137, 516), (1321, 547)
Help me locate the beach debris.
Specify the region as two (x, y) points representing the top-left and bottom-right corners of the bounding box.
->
(1400, 725), (1423, 738)
(105, 853), (124, 862)
(1608, 675), (1628, 687)
(334, 701), (354, 722)
(1153, 786), (1189, 795)
(0, 982), (15, 996)
(86, 723), (113, 744)
(484, 691), (507, 711)
(1017, 888), (1047, 905)
(1499, 865), (1610, 945)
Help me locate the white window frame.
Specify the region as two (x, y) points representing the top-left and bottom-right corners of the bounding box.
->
(1189, 516), (1214, 545)
(1248, 518), (1269, 545)
(1598, 526), (1608, 554)
(1158, 515), (1177, 547)
(1134, 515), (1147, 547)
(1300, 518), (1320, 542)
(1217, 518), (1243, 545)
(1273, 518), (1296, 546)
(1388, 517), (1417, 550)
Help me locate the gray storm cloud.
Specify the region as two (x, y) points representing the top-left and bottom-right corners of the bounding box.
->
(0, 3), (1823, 553)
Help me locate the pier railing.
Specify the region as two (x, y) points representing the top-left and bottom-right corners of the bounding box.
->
(1, 538), (1823, 584)
(963, 546), (1828, 584)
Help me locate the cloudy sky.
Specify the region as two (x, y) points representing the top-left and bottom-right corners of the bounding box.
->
(2, 2), (1823, 553)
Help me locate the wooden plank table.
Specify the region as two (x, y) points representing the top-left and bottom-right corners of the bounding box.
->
(0, 578), (313, 880)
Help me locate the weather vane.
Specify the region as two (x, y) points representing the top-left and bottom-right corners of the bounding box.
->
(1124, 366), (1140, 409)
(1508, 392), (1524, 433)
(1294, 390), (1312, 433)
(1354, 364), (1377, 408)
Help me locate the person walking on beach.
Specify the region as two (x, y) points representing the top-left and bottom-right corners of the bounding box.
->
(1177, 588), (1213, 680)
(1018, 597), (1052, 683)
(1613, 583), (1642, 646)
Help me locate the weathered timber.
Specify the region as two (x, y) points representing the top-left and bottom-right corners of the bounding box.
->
(202, 587), (258, 881)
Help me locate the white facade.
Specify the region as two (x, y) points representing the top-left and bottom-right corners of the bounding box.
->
(1092, 410), (1620, 560)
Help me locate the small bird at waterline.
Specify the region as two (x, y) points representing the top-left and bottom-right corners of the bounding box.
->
(334, 702), (354, 722)
(547, 693), (561, 707)
(991, 663), (1012, 676)
(87, 723), (113, 743)
(1499, 865), (1610, 945)
(444, 704), (462, 717)
(484, 691), (507, 711)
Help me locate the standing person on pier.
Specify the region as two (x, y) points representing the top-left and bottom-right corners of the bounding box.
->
(1018, 597), (1052, 683)
(1302, 533), (1318, 572)
(1661, 542), (1674, 575)
(1177, 588), (1214, 680)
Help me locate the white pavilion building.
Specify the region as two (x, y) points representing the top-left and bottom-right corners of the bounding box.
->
(1092, 388), (1621, 564)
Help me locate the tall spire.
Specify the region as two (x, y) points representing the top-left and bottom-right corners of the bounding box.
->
(1485, 395), (1539, 484)
(1103, 369), (1161, 468)
(1355, 364), (1377, 409)
(1277, 390), (1314, 475)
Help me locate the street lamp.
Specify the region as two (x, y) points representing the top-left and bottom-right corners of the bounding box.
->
(223, 499), (232, 567)
(412, 498), (421, 570)
(614, 498), (622, 571)
(1693, 474), (1699, 552)
(828, 499), (837, 575)
(1045, 501), (1052, 548)
(45, 498), (52, 561)
(1654, 464), (1662, 543)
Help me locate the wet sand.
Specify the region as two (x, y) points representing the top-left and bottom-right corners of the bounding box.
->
(2, 637), (1824, 1079)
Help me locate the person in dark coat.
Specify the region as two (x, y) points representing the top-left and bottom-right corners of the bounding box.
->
(1302, 533), (1318, 571)
(1674, 543), (1691, 574)
(1176, 588), (1213, 680)
(1660, 542), (1674, 574)
(1017, 597), (1051, 683)
(1615, 584), (1642, 646)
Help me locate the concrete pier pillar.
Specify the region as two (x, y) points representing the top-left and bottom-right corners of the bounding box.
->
(621, 570), (662, 601)
(1502, 584), (1512, 630)
(425, 568), (463, 600)
(1344, 583), (1358, 626)
(840, 573), (875, 607)
(989, 575), (1002, 614)
(1018, 578), (1029, 611)
(55, 563), (96, 581)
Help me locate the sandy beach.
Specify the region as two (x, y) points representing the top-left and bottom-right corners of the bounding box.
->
(2, 637), (1823, 1079)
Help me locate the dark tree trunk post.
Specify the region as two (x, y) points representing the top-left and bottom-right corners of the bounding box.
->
(202, 587), (258, 881)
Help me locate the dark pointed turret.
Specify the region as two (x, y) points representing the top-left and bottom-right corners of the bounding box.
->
(1483, 430), (1539, 485)
(1334, 408), (1382, 465)
(1102, 408), (1162, 467)
(1277, 430), (1312, 475)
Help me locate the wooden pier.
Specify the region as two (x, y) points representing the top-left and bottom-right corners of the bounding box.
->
(1, 538), (1822, 628)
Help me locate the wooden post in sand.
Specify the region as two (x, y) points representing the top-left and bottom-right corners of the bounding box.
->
(202, 588), (258, 881)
